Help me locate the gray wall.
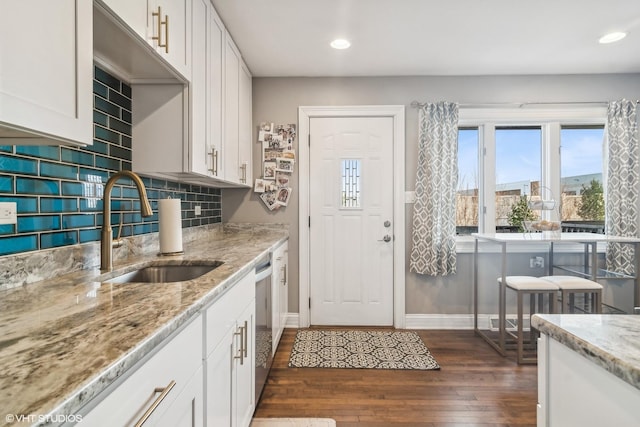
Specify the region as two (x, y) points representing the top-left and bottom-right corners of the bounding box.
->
(222, 73), (640, 316)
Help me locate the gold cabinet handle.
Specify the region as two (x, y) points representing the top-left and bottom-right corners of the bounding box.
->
(151, 6), (168, 53)
(134, 380), (176, 427)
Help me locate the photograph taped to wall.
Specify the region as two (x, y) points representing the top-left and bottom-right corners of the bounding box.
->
(275, 172), (291, 187)
(260, 190), (280, 210)
(281, 149), (296, 161)
(275, 187), (292, 206)
(264, 161), (277, 179)
(264, 147), (283, 161)
(275, 157), (294, 172)
(275, 123), (296, 150)
(269, 134), (284, 149)
(254, 178), (267, 193)
(260, 122), (274, 132)
(258, 131), (273, 142)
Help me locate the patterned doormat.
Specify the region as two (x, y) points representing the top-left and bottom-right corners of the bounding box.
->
(288, 329), (440, 370)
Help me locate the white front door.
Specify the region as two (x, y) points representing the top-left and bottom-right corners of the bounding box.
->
(309, 116), (395, 326)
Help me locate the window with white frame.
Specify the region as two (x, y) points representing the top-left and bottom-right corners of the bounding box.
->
(456, 106), (606, 235)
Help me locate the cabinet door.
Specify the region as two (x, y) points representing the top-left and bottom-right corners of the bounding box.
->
(157, 366), (204, 427)
(208, 7), (225, 178)
(148, 0), (190, 79)
(81, 318), (203, 425)
(0, 0), (92, 146)
(279, 244), (289, 341)
(223, 34), (240, 183)
(238, 61), (253, 185)
(272, 241), (288, 354)
(206, 327), (233, 427)
(233, 300), (256, 427)
(99, 0), (147, 39)
(189, 0), (209, 176)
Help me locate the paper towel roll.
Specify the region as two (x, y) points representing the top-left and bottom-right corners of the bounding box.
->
(159, 198), (183, 254)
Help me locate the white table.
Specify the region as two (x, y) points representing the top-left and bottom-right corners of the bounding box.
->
(472, 232), (640, 356)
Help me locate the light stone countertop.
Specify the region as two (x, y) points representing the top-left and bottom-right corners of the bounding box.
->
(0, 223), (288, 426)
(532, 314), (640, 391)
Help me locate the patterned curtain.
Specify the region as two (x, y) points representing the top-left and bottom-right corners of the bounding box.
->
(606, 99), (639, 275)
(410, 102), (459, 276)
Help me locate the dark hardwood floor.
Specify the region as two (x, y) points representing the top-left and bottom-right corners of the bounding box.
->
(254, 329), (537, 427)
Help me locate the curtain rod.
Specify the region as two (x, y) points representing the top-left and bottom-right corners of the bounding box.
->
(410, 100), (640, 108)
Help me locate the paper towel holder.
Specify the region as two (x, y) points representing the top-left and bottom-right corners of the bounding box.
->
(158, 197), (184, 256)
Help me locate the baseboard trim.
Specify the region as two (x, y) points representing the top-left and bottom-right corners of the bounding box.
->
(283, 313), (494, 330)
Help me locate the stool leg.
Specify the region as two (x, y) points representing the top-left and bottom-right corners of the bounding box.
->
(549, 291), (556, 313)
(595, 290), (602, 314)
(517, 290), (524, 364)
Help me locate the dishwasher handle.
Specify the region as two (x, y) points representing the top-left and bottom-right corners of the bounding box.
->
(255, 263), (272, 282)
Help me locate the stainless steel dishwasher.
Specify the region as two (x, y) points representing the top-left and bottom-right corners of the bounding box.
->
(254, 255), (273, 403)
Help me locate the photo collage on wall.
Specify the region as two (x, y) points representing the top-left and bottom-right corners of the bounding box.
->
(254, 123), (296, 211)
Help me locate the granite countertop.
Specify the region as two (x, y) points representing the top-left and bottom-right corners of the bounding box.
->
(532, 314), (640, 391)
(0, 223), (288, 426)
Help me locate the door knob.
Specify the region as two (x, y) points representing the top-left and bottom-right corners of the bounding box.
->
(384, 220), (391, 227)
(378, 235), (392, 242)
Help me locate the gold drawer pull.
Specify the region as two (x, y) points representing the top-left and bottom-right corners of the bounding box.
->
(134, 380), (176, 427)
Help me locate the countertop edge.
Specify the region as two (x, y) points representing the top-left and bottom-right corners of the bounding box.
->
(40, 234), (288, 424)
(532, 314), (640, 392)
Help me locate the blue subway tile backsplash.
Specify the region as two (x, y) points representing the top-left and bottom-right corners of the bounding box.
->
(0, 66), (222, 257)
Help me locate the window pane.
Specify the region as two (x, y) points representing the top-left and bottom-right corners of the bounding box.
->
(456, 128), (479, 234)
(341, 159), (361, 208)
(495, 127), (541, 231)
(560, 126), (605, 232)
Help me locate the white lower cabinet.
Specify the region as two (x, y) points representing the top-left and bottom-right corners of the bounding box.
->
(537, 334), (640, 427)
(82, 270), (257, 427)
(204, 271), (256, 427)
(82, 317), (203, 426)
(271, 241), (288, 355)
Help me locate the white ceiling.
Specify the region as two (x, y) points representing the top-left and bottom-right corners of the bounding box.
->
(210, 0), (640, 77)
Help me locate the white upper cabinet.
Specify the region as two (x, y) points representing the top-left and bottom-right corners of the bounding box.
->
(208, 6), (225, 179)
(0, 0), (93, 146)
(224, 34), (241, 184)
(189, 0), (210, 177)
(148, 0), (191, 79)
(239, 60), (253, 185)
(96, 0), (190, 81)
(224, 34), (253, 187)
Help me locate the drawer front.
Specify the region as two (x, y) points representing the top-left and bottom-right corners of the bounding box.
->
(82, 317), (203, 425)
(205, 271), (255, 356)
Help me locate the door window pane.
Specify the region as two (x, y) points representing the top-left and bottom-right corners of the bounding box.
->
(457, 128), (479, 234)
(341, 159), (361, 208)
(495, 127), (541, 231)
(560, 126), (605, 232)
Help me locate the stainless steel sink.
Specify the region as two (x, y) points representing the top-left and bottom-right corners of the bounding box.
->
(106, 262), (223, 284)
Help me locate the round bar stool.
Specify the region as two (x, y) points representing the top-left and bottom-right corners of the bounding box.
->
(498, 276), (559, 364)
(540, 275), (603, 314)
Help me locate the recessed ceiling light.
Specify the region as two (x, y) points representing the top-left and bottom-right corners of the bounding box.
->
(599, 32), (627, 44)
(330, 39), (351, 50)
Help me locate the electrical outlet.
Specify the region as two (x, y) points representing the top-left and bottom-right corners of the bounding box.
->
(194, 205), (202, 216)
(0, 202), (17, 225)
(529, 256), (544, 268)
